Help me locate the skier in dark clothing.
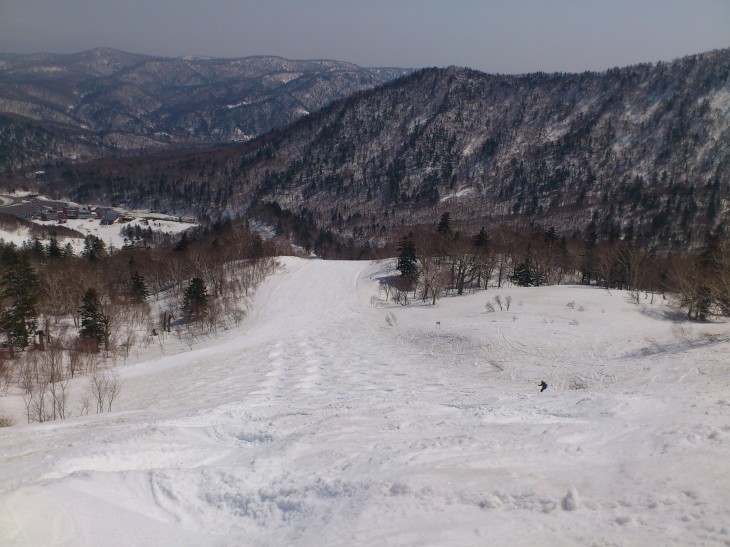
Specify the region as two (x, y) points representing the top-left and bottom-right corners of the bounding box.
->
(539, 381), (548, 392)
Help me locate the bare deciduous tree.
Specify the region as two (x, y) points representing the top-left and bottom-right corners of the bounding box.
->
(20, 347), (69, 423)
(0, 356), (11, 396)
(87, 367), (121, 414)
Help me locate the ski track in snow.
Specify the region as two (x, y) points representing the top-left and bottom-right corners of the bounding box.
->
(1, 257), (730, 546)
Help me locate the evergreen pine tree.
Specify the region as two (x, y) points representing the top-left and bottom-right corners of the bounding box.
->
(472, 227), (490, 249)
(30, 237), (45, 258)
(1, 244), (18, 266)
(0, 256), (39, 352)
(79, 288), (109, 351)
(182, 277), (209, 320)
(694, 233), (721, 320)
(130, 271), (149, 302)
(437, 212), (452, 235)
(511, 260), (534, 287)
(174, 232), (190, 252)
(396, 236), (419, 285)
(82, 235), (107, 261)
(47, 237), (63, 259)
(580, 232), (597, 285)
(251, 233), (264, 258)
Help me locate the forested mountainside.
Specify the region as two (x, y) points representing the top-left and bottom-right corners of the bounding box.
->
(0, 48), (409, 171)
(24, 48), (730, 250)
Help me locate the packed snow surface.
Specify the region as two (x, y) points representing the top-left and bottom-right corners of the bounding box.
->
(1, 257), (729, 545)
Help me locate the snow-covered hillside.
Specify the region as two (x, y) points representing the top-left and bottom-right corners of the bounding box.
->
(0, 214), (193, 255)
(37, 215), (193, 254)
(0, 257), (729, 545)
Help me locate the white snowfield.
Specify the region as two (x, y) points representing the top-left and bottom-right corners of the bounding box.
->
(1, 257), (729, 546)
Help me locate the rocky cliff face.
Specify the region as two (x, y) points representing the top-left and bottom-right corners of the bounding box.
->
(30, 49), (730, 250)
(0, 48), (409, 171)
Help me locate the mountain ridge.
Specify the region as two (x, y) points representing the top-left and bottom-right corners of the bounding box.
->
(7, 48), (730, 250)
(0, 47), (411, 171)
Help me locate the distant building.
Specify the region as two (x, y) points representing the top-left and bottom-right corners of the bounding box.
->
(40, 210), (60, 221)
(100, 209), (120, 225)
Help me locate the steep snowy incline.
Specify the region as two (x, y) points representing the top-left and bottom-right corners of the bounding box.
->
(1, 257), (729, 546)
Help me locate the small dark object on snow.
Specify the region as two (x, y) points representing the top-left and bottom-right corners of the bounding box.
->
(539, 381), (548, 392)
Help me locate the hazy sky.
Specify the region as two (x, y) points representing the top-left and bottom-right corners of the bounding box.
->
(1, 0), (728, 73)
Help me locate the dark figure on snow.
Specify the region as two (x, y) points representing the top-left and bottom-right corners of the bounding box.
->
(539, 381), (548, 392)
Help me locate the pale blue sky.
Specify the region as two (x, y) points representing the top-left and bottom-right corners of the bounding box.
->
(1, 0), (728, 73)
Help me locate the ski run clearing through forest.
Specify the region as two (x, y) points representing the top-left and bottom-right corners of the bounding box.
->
(1, 257), (729, 546)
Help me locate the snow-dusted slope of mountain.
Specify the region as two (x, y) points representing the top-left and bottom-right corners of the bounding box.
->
(42, 48), (730, 249)
(0, 48), (410, 170)
(1, 257), (729, 545)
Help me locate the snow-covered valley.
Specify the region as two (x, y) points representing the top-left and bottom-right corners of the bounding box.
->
(1, 257), (729, 546)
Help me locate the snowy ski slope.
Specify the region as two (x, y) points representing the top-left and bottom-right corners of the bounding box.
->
(1, 257), (729, 545)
